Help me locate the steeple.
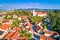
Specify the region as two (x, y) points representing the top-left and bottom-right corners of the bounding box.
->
(33, 9), (36, 16)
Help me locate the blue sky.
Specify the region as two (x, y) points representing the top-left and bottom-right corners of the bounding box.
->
(0, 0), (60, 10)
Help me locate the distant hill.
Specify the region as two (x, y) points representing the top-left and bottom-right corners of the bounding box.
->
(0, 6), (60, 11)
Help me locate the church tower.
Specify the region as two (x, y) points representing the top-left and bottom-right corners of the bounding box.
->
(33, 9), (36, 16)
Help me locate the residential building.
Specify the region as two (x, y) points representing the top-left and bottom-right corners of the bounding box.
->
(0, 24), (9, 38)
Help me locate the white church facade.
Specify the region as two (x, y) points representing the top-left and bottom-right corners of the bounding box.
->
(33, 9), (47, 16)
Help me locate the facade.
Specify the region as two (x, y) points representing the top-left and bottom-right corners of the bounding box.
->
(33, 9), (47, 16)
(33, 9), (37, 16)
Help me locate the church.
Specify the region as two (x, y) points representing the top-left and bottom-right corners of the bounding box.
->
(33, 9), (47, 16)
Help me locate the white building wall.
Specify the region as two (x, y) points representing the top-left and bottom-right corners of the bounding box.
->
(38, 14), (47, 16)
(33, 9), (36, 16)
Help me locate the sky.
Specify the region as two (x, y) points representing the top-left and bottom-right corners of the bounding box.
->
(0, 0), (60, 10)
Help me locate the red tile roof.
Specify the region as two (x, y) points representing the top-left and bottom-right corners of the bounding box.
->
(29, 24), (33, 31)
(44, 30), (51, 34)
(40, 34), (54, 40)
(4, 27), (17, 39)
(36, 12), (47, 15)
(16, 27), (21, 31)
(45, 30), (59, 35)
(0, 24), (9, 30)
(50, 31), (59, 35)
(2, 20), (9, 23)
(11, 31), (19, 39)
(2, 13), (6, 15)
(11, 27), (17, 31)
(11, 27), (21, 31)
(20, 16), (27, 19)
(4, 27), (21, 39)
(17, 36), (26, 40)
(5, 31), (15, 39)
(40, 34), (46, 40)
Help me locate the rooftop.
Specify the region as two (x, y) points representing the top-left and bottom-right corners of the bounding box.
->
(0, 24), (9, 30)
(36, 12), (47, 15)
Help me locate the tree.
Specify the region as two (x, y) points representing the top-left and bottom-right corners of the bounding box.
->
(19, 26), (32, 40)
(11, 18), (19, 28)
(28, 16), (43, 24)
(47, 10), (60, 34)
(0, 23), (2, 26)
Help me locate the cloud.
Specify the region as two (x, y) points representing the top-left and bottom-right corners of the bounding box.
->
(4, 2), (60, 9)
(7, 3), (40, 9)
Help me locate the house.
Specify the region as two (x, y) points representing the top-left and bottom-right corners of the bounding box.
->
(24, 21), (30, 26)
(0, 17), (3, 23)
(11, 31), (19, 40)
(24, 18), (29, 22)
(16, 27), (21, 31)
(2, 20), (13, 25)
(4, 31), (15, 39)
(46, 36), (54, 40)
(0, 12), (6, 17)
(0, 12), (6, 15)
(23, 21), (33, 34)
(19, 23), (23, 26)
(35, 21), (43, 33)
(35, 21), (43, 29)
(4, 27), (16, 39)
(4, 27), (17, 39)
(40, 34), (46, 40)
(40, 34), (54, 40)
(36, 12), (47, 16)
(4, 27), (21, 40)
(20, 16), (27, 19)
(13, 14), (18, 18)
(9, 20), (13, 25)
(18, 17), (21, 20)
(0, 24), (9, 38)
(33, 9), (47, 16)
(44, 30), (59, 37)
(17, 36), (26, 40)
(2, 20), (9, 25)
(0, 14), (3, 23)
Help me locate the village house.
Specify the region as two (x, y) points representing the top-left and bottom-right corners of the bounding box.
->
(19, 23), (23, 26)
(0, 12), (6, 15)
(0, 24), (9, 38)
(0, 17), (3, 23)
(35, 21), (43, 34)
(33, 9), (47, 16)
(2, 20), (9, 25)
(13, 14), (18, 18)
(17, 36), (26, 40)
(19, 16), (29, 27)
(35, 21), (43, 29)
(10, 31), (19, 40)
(2, 20), (13, 25)
(4, 27), (21, 40)
(40, 34), (46, 40)
(40, 33), (55, 40)
(44, 30), (59, 37)
(24, 21), (33, 33)
(20, 16), (27, 19)
(0, 13), (4, 23)
(0, 12), (6, 18)
(18, 17), (21, 20)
